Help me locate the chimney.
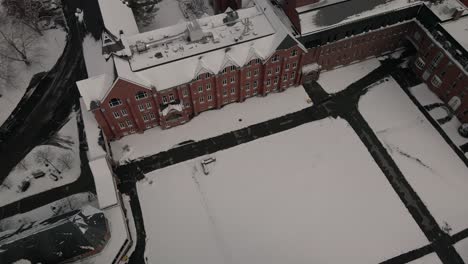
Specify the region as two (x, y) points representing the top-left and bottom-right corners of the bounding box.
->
(453, 7), (464, 20)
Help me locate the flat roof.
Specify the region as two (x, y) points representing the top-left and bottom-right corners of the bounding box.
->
(127, 7), (275, 71)
(299, 0), (422, 35)
(428, 0), (468, 22)
(89, 158), (118, 209)
(442, 15), (468, 51)
(296, 0), (350, 14)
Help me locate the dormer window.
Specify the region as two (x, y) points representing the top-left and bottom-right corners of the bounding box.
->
(205, 73), (211, 78)
(222, 68), (227, 74)
(195, 75), (201, 80)
(230, 65), (236, 71)
(291, 50), (297, 56)
(135, 91), (148, 100)
(255, 58), (261, 64)
(109, 98), (122, 107)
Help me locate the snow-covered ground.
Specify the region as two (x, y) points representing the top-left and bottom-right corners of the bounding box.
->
(455, 238), (468, 262)
(137, 0), (188, 32)
(138, 118), (428, 264)
(0, 28), (66, 126)
(318, 58), (381, 94)
(82, 34), (115, 78)
(111, 86), (311, 163)
(0, 192), (97, 232)
(408, 253), (442, 264)
(409, 83), (468, 157)
(120, 194), (137, 263)
(0, 112), (81, 207)
(359, 77), (468, 234)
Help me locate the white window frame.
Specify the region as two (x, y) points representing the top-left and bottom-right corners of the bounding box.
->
(267, 68), (272, 75)
(208, 94), (213, 101)
(162, 96), (168, 104)
(199, 96), (205, 103)
(253, 80), (258, 88)
(293, 62), (297, 68)
(118, 122), (125, 129)
(183, 89), (188, 97)
(223, 78), (227, 86)
(276, 66), (280, 73)
(126, 120), (133, 127)
(283, 74), (288, 82)
(231, 87), (235, 94)
(415, 57), (425, 70)
(150, 112), (156, 119)
(146, 102), (152, 109)
(247, 71), (251, 78)
(245, 83), (250, 91)
(254, 69), (259, 76)
(431, 75), (442, 88)
(121, 109), (128, 116)
(206, 83), (211, 90)
(230, 76), (235, 83)
(135, 91), (148, 100)
(266, 79), (271, 86)
(291, 49), (297, 56)
(138, 104), (145, 111)
(142, 114), (149, 122)
(198, 86), (203, 93)
(169, 94), (175, 102)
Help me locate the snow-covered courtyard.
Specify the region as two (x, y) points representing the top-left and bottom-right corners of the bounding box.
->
(318, 58), (381, 94)
(0, 112), (81, 207)
(137, 118), (428, 264)
(0, 28), (66, 126)
(111, 86), (311, 163)
(359, 77), (468, 234)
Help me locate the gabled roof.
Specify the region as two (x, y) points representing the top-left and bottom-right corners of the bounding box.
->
(77, 74), (115, 111)
(97, 0), (139, 37)
(277, 35), (299, 50)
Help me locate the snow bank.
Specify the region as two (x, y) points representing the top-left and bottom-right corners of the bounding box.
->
(359, 77), (468, 234)
(111, 86), (311, 163)
(318, 58), (381, 94)
(138, 118), (427, 264)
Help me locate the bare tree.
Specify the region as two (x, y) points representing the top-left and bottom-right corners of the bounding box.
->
(35, 147), (61, 173)
(0, 16), (38, 66)
(57, 153), (74, 171)
(3, 0), (44, 36)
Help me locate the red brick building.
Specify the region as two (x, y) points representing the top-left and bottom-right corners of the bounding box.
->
(79, 0), (468, 141)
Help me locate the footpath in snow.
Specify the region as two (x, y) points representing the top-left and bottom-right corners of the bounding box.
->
(359, 77), (468, 235)
(409, 83), (467, 157)
(137, 118), (427, 264)
(0, 29), (66, 126)
(111, 86), (311, 164)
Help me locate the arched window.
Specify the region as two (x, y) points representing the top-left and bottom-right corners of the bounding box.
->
(109, 98), (122, 107)
(135, 91), (148, 100)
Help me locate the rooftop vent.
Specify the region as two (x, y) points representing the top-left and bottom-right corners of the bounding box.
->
(223, 10), (239, 26)
(187, 20), (204, 42)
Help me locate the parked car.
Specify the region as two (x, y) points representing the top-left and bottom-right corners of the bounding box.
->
(32, 170), (46, 179)
(459, 123), (468, 138)
(19, 180), (31, 192)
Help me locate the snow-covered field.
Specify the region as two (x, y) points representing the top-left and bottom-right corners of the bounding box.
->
(455, 238), (468, 262)
(359, 77), (468, 234)
(111, 86), (311, 163)
(0, 112), (81, 207)
(138, 118), (428, 264)
(0, 192), (97, 232)
(409, 83), (468, 157)
(0, 28), (66, 126)
(318, 58), (381, 94)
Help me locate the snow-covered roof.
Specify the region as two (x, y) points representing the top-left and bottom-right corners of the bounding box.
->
(442, 15), (468, 51)
(161, 102), (184, 116)
(89, 158), (118, 209)
(97, 0), (139, 37)
(296, 0), (349, 14)
(80, 99), (107, 161)
(299, 0), (422, 35)
(126, 6), (275, 71)
(427, 0), (468, 21)
(77, 74), (115, 111)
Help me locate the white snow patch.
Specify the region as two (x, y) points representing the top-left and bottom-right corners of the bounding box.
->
(0, 112), (81, 207)
(0, 28), (66, 126)
(359, 77), (468, 234)
(318, 58), (381, 94)
(82, 34), (116, 78)
(455, 237), (468, 262)
(89, 158), (118, 209)
(408, 253), (442, 264)
(79, 99), (107, 161)
(111, 86), (311, 163)
(138, 118), (427, 264)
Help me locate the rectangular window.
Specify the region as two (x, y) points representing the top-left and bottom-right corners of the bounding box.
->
(118, 122), (125, 129)
(162, 96), (168, 104)
(276, 66), (280, 73)
(291, 71), (296, 79)
(223, 79), (227, 85)
(185, 102), (190, 108)
(272, 54), (280, 62)
(266, 79), (271, 86)
(138, 104), (145, 111)
(255, 58), (261, 64)
(431, 52), (444, 67)
(205, 73), (210, 78)
(285, 63), (290, 70)
(206, 83), (211, 90)
(169, 94), (175, 101)
(230, 65), (236, 71)
(230, 76), (235, 83)
(253, 80), (258, 88)
(126, 120), (133, 127)
(431, 75), (442, 88)
(254, 69), (259, 76)
(142, 114), (149, 122)
(222, 68), (227, 74)
(198, 86), (203, 93)
(274, 76), (279, 84)
(208, 94), (213, 101)
(223, 88), (227, 96)
(183, 89), (188, 97)
(146, 102), (152, 109)
(113, 111), (120, 118)
(291, 49), (297, 56)
(415, 57), (425, 70)
(135, 92), (148, 100)
(121, 109), (128, 116)
(245, 83), (250, 91)
(199, 96), (205, 103)
(149, 112), (156, 119)
(283, 74), (288, 82)
(247, 71), (251, 78)
(231, 87), (235, 94)
(267, 68), (272, 75)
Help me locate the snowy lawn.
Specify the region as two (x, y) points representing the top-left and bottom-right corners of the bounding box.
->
(0, 112), (81, 207)
(359, 77), (468, 234)
(138, 118), (428, 264)
(0, 28), (66, 126)
(455, 238), (468, 262)
(111, 86), (311, 163)
(409, 83), (468, 157)
(408, 253), (442, 264)
(136, 0), (187, 32)
(0, 192), (97, 232)
(317, 58), (381, 94)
